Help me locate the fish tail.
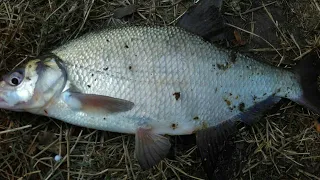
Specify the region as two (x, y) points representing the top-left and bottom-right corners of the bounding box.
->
(294, 51), (320, 114)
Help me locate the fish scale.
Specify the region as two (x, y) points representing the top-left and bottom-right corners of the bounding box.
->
(41, 26), (302, 135)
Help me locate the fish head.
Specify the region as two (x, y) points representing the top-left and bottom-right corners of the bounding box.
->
(0, 55), (67, 112)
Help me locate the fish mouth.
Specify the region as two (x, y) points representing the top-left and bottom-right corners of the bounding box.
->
(0, 97), (7, 104)
(0, 97), (12, 110)
(0, 97), (8, 107)
(0, 97), (24, 111)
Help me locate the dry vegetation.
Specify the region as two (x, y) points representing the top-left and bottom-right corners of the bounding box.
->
(0, 0), (320, 179)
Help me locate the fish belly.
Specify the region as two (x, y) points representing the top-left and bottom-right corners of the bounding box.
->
(49, 26), (301, 135)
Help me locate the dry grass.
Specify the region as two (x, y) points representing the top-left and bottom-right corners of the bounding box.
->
(0, 0), (320, 179)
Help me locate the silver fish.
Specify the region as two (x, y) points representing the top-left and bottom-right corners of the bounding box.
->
(0, 26), (318, 170)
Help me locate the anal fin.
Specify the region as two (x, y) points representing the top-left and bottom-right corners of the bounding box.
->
(135, 127), (171, 170)
(197, 96), (282, 179)
(196, 120), (237, 179)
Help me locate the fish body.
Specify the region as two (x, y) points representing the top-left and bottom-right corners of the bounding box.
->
(0, 26), (318, 170)
(45, 26), (300, 134)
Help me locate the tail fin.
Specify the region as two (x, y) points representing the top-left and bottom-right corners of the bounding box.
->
(295, 51), (320, 114)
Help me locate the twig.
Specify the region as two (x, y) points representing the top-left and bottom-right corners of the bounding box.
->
(45, 0), (68, 21)
(75, 0), (95, 38)
(263, 3), (290, 45)
(44, 130), (83, 180)
(313, 0), (320, 13)
(66, 129), (70, 180)
(242, 1), (276, 15)
(61, 168), (129, 176)
(298, 169), (320, 180)
(225, 23), (283, 58)
(165, 159), (204, 180)
(224, 1), (277, 16)
(290, 34), (301, 56)
(18, 170), (41, 180)
(32, 138), (59, 159)
(0, 125), (32, 135)
(293, 49), (313, 61)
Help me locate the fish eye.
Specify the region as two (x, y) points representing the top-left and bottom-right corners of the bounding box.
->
(3, 69), (24, 86)
(11, 77), (19, 85)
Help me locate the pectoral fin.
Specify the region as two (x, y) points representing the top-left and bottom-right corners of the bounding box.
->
(135, 127), (171, 170)
(62, 91), (134, 114)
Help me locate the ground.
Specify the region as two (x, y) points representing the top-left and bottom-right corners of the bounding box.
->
(0, 0), (320, 179)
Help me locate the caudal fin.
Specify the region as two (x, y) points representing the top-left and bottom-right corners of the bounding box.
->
(295, 51), (320, 114)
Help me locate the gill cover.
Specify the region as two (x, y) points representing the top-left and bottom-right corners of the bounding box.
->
(0, 53), (67, 111)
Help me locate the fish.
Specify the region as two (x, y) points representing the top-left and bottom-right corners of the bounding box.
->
(0, 4), (320, 180)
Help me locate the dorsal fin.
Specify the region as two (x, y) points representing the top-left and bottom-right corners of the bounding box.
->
(176, 0), (226, 42)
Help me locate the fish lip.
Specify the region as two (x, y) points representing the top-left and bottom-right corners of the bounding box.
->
(0, 97), (5, 103)
(0, 98), (8, 108)
(0, 97), (22, 111)
(0, 99), (11, 110)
